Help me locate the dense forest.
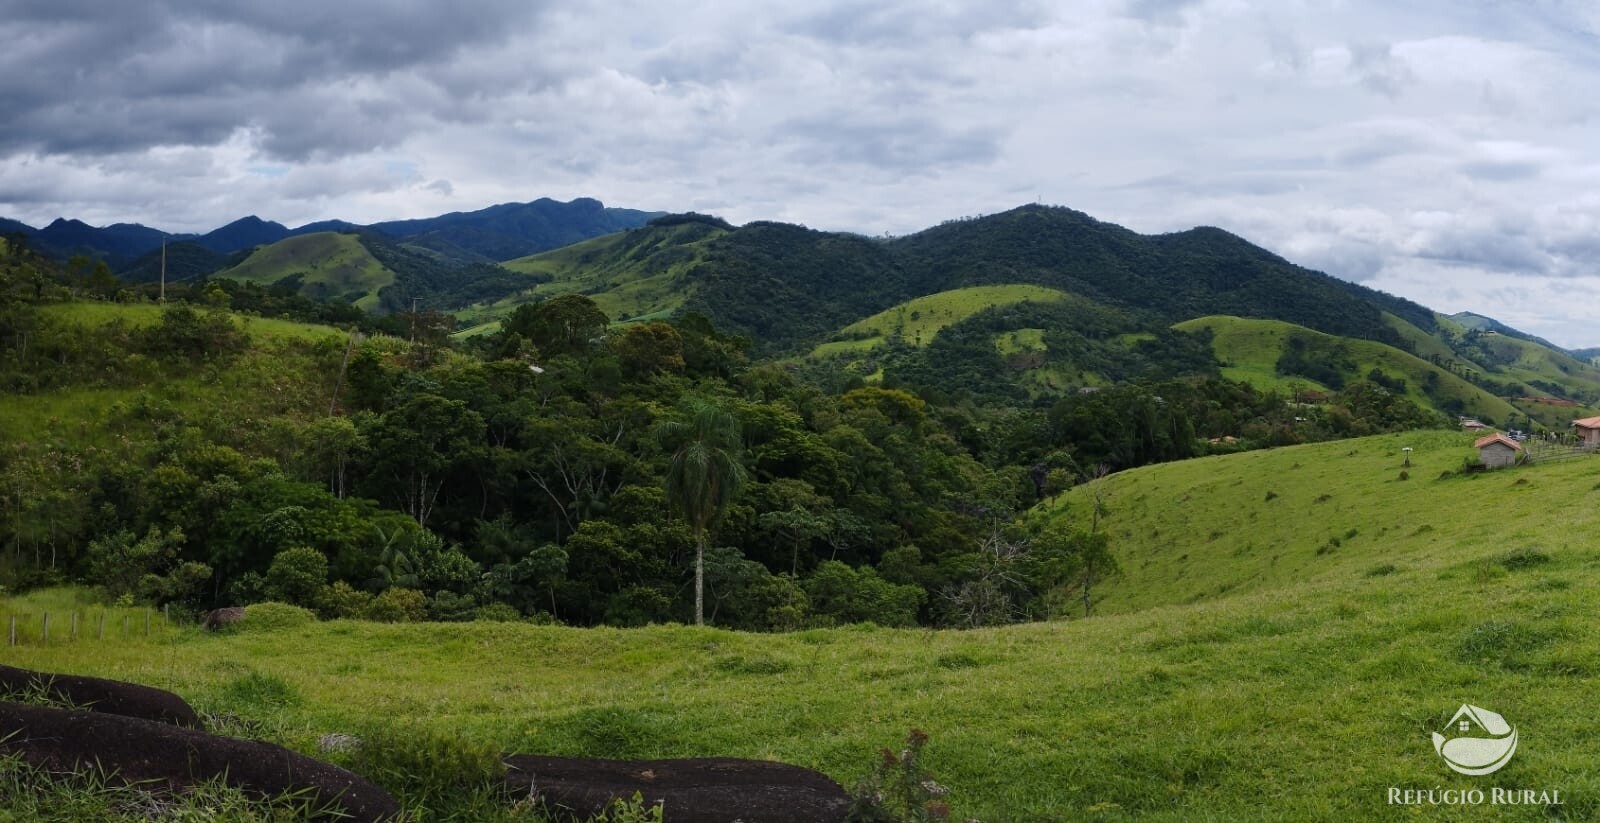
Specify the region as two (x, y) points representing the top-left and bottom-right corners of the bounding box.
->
(1, 230), (1453, 630)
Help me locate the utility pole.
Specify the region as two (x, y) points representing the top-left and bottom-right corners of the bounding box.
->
(159, 240), (166, 303)
(410, 297), (420, 342)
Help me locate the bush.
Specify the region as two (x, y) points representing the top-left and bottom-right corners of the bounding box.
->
(241, 602), (316, 631)
(427, 591), (478, 622)
(264, 547), (329, 607)
(315, 581), (374, 619)
(363, 587), (427, 622)
(341, 723), (505, 808)
(847, 729), (951, 822)
(805, 561), (924, 628)
(473, 602), (522, 622)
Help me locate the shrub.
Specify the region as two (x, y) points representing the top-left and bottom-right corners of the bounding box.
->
(805, 561), (924, 628)
(427, 591), (478, 622)
(315, 581), (374, 619)
(342, 723), (505, 808)
(363, 587), (427, 622)
(264, 547), (329, 607)
(241, 602), (316, 631)
(848, 729), (951, 822)
(473, 602), (522, 622)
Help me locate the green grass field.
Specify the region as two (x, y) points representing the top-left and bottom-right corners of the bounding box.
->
(8, 430), (1600, 819)
(809, 285), (1069, 359)
(0, 304), (348, 448)
(461, 223), (719, 327)
(1177, 315), (1520, 423)
(38, 302), (347, 343)
(216, 233), (393, 312)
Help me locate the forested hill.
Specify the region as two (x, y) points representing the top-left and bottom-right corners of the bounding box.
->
(0, 197), (662, 270)
(512, 205), (1438, 355)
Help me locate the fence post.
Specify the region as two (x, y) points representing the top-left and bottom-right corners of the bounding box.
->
(42, 612), (49, 645)
(98, 611), (106, 641)
(7, 615), (14, 646)
(123, 615), (129, 639)
(71, 611), (78, 641)
(144, 608), (151, 637)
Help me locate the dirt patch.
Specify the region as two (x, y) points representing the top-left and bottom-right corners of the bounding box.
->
(0, 664), (201, 728)
(0, 701), (399, 822)
(503, 754), (849, 822)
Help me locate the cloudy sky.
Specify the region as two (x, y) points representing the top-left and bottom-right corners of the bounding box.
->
(2, 1), (1598, 345)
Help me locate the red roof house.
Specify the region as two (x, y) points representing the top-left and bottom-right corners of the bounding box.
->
(1474, 433), (1522, 468)
(1574, 416), (1600, 448)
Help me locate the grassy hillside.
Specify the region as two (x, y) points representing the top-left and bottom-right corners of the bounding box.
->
(215, 232), (392, 311)
(10, 430), (1600, 820)
(0, 302), (350, 447)
(1177, 315), (1519, 424)
(461, 220), (729, 330)
(809, 284), (1067, 358)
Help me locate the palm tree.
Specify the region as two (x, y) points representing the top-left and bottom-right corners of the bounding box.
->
(658, 397), (747, 625)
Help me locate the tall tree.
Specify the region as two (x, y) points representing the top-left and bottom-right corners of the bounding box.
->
(658, 397), (747, 625)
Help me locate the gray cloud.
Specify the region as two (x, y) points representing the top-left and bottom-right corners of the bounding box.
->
(2, 0), (1600, 345)
(0, 1), (547, 159)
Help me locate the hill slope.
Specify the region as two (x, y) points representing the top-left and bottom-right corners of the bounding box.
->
(1177, 315), (1521, 424)
(215, 232), (393, 311)
(9, 435), (1600, 818)
(1042, 429), (1600, 615)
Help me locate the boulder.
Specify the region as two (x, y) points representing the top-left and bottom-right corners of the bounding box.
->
(0, 701), (399, 822)
(203, 606), (246, 630)
(0, 664), (201, 728)
(503, 755), (850, 823)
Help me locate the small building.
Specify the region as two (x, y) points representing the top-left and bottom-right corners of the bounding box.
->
(1460, 419), (1488, 432)
(1474, 433), (1521, 468)
(1574, 416), (1600, 448)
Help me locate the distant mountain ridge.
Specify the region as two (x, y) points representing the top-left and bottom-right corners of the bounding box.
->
(0, 197), (663, 268)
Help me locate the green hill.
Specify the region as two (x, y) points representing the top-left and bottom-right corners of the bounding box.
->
(0, 302), (352, 447)
(9, 433), (1600, 819)
(1177, 315), (1520, 424)
(461, 217), (731, 331)
(215, 232), (393, 311)
(809, 284), (1069, 358)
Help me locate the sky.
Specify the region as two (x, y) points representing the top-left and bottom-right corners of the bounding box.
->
(2, 1), (1598, 346)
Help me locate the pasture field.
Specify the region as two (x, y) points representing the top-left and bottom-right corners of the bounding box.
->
(215, 233), (393, 312)
(7, 431), (1600, 820)
(811, 285), (1069, 358)
(1176, 315), (1521, 424)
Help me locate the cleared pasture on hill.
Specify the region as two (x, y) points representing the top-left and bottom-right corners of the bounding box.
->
(1177, 315), (1519, 423)
(8, 520), (1600, 821)
(1042, 429), (1600, 617)
(476, 222), (721, 326)
(1, 303), (350, 447)
(216, 233), (392, 312)
(38, 302), (346, 343)
(810, 285), (1068, 358)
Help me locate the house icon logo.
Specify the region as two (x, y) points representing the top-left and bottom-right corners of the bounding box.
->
(1433, 704), (1518, 775)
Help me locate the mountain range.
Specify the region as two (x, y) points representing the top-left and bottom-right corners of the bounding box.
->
(9, 196), (1598, 427)
(0, 197), (662, 269)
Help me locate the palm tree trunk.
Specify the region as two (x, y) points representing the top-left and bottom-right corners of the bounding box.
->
(694, 529), (706, 625)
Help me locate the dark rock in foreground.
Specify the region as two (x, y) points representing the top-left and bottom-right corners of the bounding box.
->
(0, 701), (399, 822)
(503, 754), (850, 822)
(0, 663), (201, 728)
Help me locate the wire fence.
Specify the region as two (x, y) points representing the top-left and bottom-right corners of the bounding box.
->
(1521, 438), (1598, 465)
(2, 605), (181, 647)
